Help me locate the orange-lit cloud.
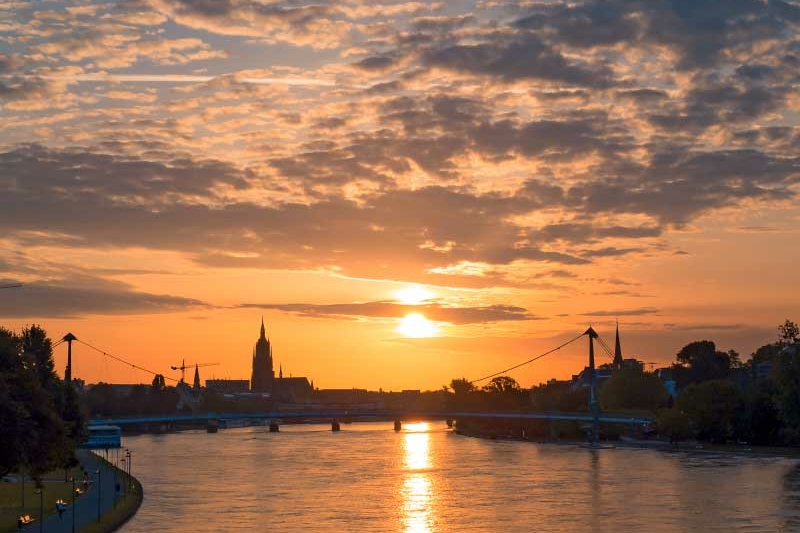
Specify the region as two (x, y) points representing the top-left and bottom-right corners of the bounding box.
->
(1, 0), (799, 388)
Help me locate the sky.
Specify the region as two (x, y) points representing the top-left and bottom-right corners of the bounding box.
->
(0, 0), (798, 391)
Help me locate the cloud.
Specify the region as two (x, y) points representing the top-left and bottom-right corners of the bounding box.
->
(515, 0), (800, 69)
(1, 142), (797, 286)
(423, 33), (615, 87)
(0, 277), (206, 318)
(141, 0), (351, 49)
(237, 300), (538, 324)
(580, 307), (659, 317)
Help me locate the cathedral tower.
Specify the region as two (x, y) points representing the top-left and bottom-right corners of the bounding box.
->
(250, 317), (274, 392)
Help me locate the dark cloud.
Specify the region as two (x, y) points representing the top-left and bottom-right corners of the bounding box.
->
(580, 246), (644, 258)
(1, 143), (797, 284)
(0, 277), (206, 318)
(0, 53), (22, 74)
(423, 33), (615, 87)
(514, 2), (640, 48)
(0, 76), (52, 102)
(354, 56), (396, 71)
(515, 0), (800, 69)
(566, 149), (800, 225)
(615, 89), (669, 104)
(0, 144), (248, 203)
(528, 223), (661, 244)
(649, 82), (789, 133)
(237, 300), (538, 324)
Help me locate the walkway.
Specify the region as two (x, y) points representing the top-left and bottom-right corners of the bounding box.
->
(23, 450), (124, 533)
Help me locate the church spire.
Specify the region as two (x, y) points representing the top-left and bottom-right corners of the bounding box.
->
(193, 364), (201, 391)
(260, 316), (266, 339)
(613, 321), (624, 369)
(279, 364), (283, 379)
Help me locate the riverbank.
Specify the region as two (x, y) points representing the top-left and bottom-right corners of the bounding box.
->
(453, 426), (800, 458)
(10, 451), (143, 533)
(73, 458), (142, 533)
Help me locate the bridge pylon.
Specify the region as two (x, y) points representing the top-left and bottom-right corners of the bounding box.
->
(584, 326), (600, 447)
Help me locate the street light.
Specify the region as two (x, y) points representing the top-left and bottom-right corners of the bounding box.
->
(94, 469), (101, 521)
(70, 477), (76, 533)
(118, 457), (126, 497)
(34, 487), (43, 533)
(125, 450), (131, 492)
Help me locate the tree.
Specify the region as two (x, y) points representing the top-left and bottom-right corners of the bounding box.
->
(152, 374), (166, 392)
(0, 325), (83, 480)
(657, 408), (690, 443)
(774, 342), (800, 442)
(779, 319), (799, 347)
(449, 378), (475, 395)
(676, 380), (743, 443)
(674, 340), (732, 385)
(21, 325), (56, 390)
(600, 367), (669, 412)
(482, 376), (521, 394)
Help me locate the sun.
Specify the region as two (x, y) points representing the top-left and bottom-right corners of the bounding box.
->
(394, 286), (435, 305)
(397, 313), (439, 338)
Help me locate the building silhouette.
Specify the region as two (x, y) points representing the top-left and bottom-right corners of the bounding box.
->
(250, 318), (312, 401)
(251, 318), (274, 392)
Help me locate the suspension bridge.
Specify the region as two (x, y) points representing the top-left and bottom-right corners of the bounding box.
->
(58, 326), (655, 445)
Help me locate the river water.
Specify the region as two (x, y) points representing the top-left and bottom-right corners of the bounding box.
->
(117, 422), (800, 532)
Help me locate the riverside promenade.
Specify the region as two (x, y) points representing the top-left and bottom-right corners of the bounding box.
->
(21, 450), (130, 533)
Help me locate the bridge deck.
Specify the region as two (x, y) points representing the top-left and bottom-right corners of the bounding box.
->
(90, 410), (653, 426)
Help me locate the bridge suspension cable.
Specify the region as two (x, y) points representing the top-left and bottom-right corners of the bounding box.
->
(74, 338), (179, 382)
(595, 334), (616, 361)
(469, 332), (586, 384)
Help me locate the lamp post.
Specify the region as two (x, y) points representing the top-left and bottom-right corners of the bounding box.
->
(125, 450), (131, 492)
(34, 487), (43, 533)
(118, 457), (126, 497)
(94, 469), (101, 521)
(70, 477), (76, 533)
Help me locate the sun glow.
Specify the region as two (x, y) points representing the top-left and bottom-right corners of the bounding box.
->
(394, 286), (435, 305)
(397, 313), (439, 338)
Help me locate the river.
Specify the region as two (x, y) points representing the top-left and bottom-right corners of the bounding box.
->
(117, 421), (800, 532)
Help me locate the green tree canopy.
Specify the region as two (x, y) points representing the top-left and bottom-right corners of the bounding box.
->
(600, 367), (669, 412)
(677, 379), (743, 443)
(0, 325), (86, 479)
(674, 340), (732, 385)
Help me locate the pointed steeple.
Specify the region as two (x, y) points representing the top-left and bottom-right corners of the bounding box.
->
(260, 316), (266, 339)
(279, 364), (283, 379)
(193, 364), (201, 391)
(613, 321), (624, 369)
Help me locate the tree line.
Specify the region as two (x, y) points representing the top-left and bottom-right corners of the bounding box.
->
(0, 325), (86, 481)
(443, 320), (800, 445)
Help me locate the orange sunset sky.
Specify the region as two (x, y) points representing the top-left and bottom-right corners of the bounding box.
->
(1, 0), (798, 390)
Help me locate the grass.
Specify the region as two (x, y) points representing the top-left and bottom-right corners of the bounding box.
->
(0, 467), (82, 533)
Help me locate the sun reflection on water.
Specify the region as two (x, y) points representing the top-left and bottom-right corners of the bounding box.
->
(402, 423), (434, 532)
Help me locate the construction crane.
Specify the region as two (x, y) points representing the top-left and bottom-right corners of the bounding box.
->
(170, 359), (220, 383)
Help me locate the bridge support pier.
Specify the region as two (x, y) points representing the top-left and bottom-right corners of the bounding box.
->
(269, 422), (279, 432)
(331, 420), (340, 432)
(394, 419), (402, 432)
